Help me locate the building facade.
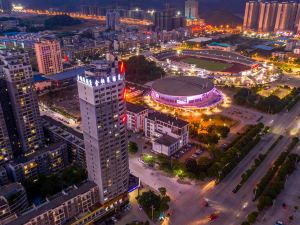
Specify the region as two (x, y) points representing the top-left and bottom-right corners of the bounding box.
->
(106, 11), (121, 31)
(258, 1), (278, 32)
(0, 103), (12, 165)
(126, 102), (149, 133)
(78, 58), (129, 204)
(35, 39), (63, 75)
(0, 51), (44, 154)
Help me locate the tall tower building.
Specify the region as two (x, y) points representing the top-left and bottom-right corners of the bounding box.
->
(154, 4), (177, 31)
(77, 57), (129, 204)
(0, 103), (12, 165)
(185, 0), (199, 19)
(35, 39), (63, 75)
(243, 0), (260, 31)
(275, 1), (299, 32)
(0, 0), (12, 13)
(106, 11), (121, 31)
(258, 1), (278, 33)
(0, 51), (44, 154)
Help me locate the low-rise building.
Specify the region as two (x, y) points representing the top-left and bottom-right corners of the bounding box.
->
(126, 102), (149, 133)
(6, 181), (127, 225)
(152, 134), (180, 156)
(7, 142), (68, 182)
(41, 115), (86, 167)
(145, 112), (189, 156)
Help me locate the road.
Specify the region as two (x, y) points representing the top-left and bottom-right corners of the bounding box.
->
(126, 101), (300, 225)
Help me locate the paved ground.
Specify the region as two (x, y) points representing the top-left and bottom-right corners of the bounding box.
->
(120, 100), (300, 225)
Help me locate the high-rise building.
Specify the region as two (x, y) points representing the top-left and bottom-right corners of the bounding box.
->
(106, 11), (121, 31)
(154, 4), (177, 31)
(0, 71), (21, 157)
(185, 0), (199, 19)
(0, 103), (12, 165)
(0, 0), (12, 13)
(274, 1), (299, 32)
(35, 39), (63, 75)
(0, 51), (44, 154)
(77, 56), (129, 204)
(244, 0), (300, 33)
(258, 1), (278, 32)
(243, 0), (260, 31)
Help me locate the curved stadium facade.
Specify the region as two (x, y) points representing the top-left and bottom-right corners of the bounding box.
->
(151, 76), (223, 109)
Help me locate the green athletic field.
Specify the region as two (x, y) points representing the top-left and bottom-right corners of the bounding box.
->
(181, 57), (233, 71)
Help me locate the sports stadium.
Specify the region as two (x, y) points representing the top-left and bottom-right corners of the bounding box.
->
(151, 49), (279, 86)
(150, 76), (223, 109)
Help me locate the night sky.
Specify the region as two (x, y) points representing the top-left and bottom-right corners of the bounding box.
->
(18, 0), (246, 13)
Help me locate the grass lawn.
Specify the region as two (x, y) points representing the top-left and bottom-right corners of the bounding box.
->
(181, 57), (233, 71)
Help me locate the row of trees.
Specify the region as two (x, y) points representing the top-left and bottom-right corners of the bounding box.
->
(207, 123), (264, 181)
(257, 153), (299, 211)
(253, 137), (299, 201)
(125, 56), (166, 84)
(233, 136), (283, 193)
(234, 87), (300, 114)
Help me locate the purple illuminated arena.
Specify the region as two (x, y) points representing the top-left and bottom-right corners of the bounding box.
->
(151, 76), (223, 109)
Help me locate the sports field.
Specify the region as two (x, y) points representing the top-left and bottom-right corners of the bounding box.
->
(181, 57), (233, 71)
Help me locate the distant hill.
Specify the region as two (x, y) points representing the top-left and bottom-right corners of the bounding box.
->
(201, 10), (243, 26)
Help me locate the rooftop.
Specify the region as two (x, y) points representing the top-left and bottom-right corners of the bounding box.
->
(152, 76), (215, 97)
(43, 67), (86, 81)
(147, 111), (188, 128)
(41, 115), (83, 140)
(126, 102), (148, 114)
(155, 134), (178, 147)
(207, 42), (232, 47)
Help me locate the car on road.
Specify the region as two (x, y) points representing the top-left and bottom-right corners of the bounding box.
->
(138, 205), (143, 211)
(111, 217), (117, 223)
(275, 220), (284, 225)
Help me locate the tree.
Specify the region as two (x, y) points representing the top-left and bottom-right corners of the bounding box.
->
(128, 141), (138, 154)
(125, 55), (165, 84)
(185, 158), (198, 174)
(247, 211), (258, 224)
(158, 187), (167, 197)
(197, 157), (213, 171)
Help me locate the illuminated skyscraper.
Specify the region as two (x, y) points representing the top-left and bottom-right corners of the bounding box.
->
(258, 1), (278, 32)
(77, 56), (129, 204)
(35, 39), (63, 75)
(0, 51), (44, 154)
(274, 1), (299, 32)
(185, 0), (199, 19)
(243, 0), (260, 31)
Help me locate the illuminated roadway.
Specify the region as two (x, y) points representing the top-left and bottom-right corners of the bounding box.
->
(15, 9), (153, 26)
(128, 101), (300, 225)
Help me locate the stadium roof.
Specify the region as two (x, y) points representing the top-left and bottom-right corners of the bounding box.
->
(152, 76), (215, 97)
